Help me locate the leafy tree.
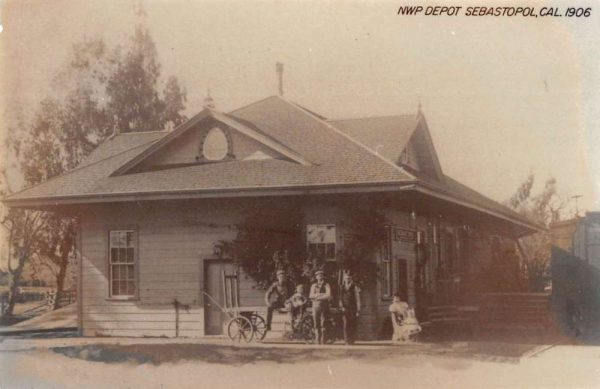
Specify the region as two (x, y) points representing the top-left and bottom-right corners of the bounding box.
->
(3, 22), (187, 315)
(506, 174), (565, 291)
(106, 26), (187, 133)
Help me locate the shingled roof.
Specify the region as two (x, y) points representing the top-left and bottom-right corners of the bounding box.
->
(3, 95), (540, 232)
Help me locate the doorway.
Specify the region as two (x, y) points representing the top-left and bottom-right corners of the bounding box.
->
(204, 260), (237, 335)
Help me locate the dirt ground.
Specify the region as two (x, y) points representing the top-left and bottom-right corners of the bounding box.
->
(1, 337), (599, 389)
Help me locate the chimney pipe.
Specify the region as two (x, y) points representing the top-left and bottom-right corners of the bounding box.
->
(276, 62), (284, 96)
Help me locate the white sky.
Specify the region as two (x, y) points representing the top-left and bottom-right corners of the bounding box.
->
(0, 0), (598, 219)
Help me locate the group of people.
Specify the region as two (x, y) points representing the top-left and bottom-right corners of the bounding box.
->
(264, 269), (361, 345)
(264, 268), (420, 344)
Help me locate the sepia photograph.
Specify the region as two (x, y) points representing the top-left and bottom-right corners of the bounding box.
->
(0, 0), (598, 388)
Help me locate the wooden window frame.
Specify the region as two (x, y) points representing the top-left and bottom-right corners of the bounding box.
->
(306, 224), (337, 262)
(107, 229), (139, 300)
(381, 226), (393, 300)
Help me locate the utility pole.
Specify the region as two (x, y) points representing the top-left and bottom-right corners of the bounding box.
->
(571, 195), (582, 217)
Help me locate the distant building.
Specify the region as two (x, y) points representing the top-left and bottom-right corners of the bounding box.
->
(550, 218), (580, 252)
(551, 212), (600, 271)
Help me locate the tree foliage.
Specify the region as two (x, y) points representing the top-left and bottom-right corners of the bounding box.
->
(506, 174), (565, 292)
(2, 21), (187, 315)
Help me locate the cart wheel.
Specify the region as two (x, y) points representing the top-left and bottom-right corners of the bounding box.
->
(250, 313), (267, 341)
(301, 315), (316, 344)
(227, 316), (253, 343)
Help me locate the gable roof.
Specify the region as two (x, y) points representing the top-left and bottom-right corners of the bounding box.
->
(112, 108), (312, 175)
(329, 114), (444, 181)
(327, 115), (418, 163)
(3, 95), (541, 233)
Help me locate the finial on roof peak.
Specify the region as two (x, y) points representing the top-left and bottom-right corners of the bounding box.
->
(417, 99), (422, 115)
(204, 88), (215, 109)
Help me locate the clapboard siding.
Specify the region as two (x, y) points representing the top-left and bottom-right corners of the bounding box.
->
(79, 201), (243, 337)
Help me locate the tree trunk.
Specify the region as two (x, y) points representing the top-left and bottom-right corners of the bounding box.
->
(4, 256), (26, 321)
(53, 253), (69, 310)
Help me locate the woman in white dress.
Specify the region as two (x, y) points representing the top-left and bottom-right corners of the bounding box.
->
(389, 294), (421, 342)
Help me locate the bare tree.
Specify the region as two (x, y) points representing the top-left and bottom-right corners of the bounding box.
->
(506, 174), (566, 291)
(0, 169), (47, 320)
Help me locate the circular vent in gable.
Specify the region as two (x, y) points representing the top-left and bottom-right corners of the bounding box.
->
(201, 127), (230, 161)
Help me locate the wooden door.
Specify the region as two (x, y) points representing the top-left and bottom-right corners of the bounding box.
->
(396, 258), (408, 302)
(204, 260), (236, 335)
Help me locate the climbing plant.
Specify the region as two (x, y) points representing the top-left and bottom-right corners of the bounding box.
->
(219, 200), (308, 289)
(219, 197), (389, 291)
(336, 200), (388, 288)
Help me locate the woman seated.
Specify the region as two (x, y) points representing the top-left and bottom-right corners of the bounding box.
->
(389, 293), (421, 342)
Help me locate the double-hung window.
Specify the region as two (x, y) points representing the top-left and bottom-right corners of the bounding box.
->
(109, 230), (137, 298)
(306, 224), (336, 261)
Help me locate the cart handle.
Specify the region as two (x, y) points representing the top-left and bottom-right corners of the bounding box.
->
(200, 289), (235, 319)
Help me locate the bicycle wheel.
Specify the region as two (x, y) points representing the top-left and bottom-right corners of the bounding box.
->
(227, 316), (253, 343)
(249, 313), (267, 341)
(301, 315), (316, 344)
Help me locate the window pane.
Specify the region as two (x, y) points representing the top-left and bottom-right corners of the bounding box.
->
(119, 281), (127, 295)
(126, 231), (135, 247)
(110, 248), (118, 263)
(112, 265), (120, 280)
(317, 243), (325, 256)
(326, 243), (335, 258)
(117, 248), (127, 262)
(127, 265), (135, 280)
(112, 280), (120, 296)
(126, 281), (135, 296)
(126, 248), (135, 263)
(110, 232), (120, 247)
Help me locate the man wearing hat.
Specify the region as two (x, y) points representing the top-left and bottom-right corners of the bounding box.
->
(339, 271), (361, 345)
(309, 269), (332, 344)
(265, 269), (292, 331)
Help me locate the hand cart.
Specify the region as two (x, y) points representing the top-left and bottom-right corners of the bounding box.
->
(201, 290), (267, 343)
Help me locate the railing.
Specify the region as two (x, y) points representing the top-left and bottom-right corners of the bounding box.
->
(0, 293), (7, 316)
(46, 290), (77, 309)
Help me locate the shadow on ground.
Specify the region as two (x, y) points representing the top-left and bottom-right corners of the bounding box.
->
(50, 340), (541, 367)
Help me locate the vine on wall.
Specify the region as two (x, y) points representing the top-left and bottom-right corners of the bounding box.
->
(218, 198), (388, 290)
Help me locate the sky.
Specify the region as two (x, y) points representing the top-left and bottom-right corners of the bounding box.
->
(0, 0), (598, 220)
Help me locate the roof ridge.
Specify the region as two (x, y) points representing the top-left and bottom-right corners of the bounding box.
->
(281, 96), (416, 180)
(4, 140), (160, 200)
(228, 95), (280, 115)
(118, 130), (169, 135)
(327, 113), (418, 122)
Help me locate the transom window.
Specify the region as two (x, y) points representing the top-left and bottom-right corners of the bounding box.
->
(109, 230), (137, 298)
(306, 224), (336, 261)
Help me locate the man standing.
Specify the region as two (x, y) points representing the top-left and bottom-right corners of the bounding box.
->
(339, 272), (361, 345)
(265, 269), (292, 331)
(309, 270), (331, 344)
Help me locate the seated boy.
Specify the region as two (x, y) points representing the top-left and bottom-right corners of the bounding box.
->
(389, 293), (421, 342)
(286, 284), (308, 329)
